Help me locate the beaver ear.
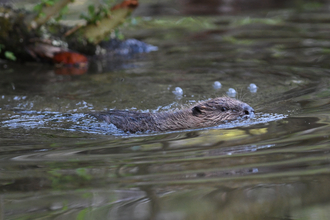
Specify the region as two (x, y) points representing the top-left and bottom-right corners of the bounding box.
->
(192, 105), (204, 116)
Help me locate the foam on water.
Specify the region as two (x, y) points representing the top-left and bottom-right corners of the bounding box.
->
(213, 112), (286, 129)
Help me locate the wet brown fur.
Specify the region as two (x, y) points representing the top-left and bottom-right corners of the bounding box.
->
(92, 97), (254, 133)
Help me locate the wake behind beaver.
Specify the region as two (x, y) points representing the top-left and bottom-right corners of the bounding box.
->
(91, 97), (254, 133)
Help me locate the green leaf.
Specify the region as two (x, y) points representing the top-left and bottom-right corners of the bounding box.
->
(76, 208), (89, 220)
(55, 5), (69, 21)
(88, 5), (95, 16)
(5, 51), (16, 61)
(45, 0), (55, 6)
(76, 168), (91, 180)
(33, 4), (43, 12)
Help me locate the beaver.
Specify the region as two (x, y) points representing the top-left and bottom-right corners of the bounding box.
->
(92, 97), (254, 133)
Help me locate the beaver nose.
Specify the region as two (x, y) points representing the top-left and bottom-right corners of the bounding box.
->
(243, 105), (255, 118)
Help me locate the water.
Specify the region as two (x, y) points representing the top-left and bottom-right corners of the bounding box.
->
(2, 3), (330, 220)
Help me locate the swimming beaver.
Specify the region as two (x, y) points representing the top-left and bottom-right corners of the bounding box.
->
(92, 97), (254, 133)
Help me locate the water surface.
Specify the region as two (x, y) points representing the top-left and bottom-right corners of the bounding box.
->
(1, 4), (330, 220)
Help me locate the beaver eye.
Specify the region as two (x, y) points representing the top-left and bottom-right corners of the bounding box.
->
(221, 107), (227, 112)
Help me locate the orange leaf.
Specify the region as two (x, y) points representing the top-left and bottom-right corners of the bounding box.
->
(53, 52), (88, 65)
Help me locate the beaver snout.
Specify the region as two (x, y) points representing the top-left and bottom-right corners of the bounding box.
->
(242, 104), (255, 118)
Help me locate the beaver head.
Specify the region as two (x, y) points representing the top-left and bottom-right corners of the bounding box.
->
(191, 97), (254, 123)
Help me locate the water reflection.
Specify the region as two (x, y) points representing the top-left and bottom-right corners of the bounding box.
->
(3, 178), (330, 220)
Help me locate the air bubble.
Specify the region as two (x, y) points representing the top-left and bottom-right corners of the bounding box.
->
(213, 81), (222, 89)
(172, 87), (183, 96)
(227, 88), (236, 97)
(248, 83), (258, 93)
